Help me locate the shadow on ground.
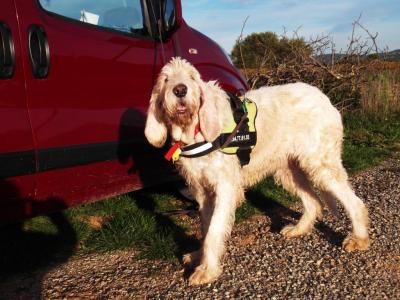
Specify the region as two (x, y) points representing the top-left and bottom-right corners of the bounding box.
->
(0, 180), (77, 298)
(129, 185), (200, 258)
(245, 189), (345, 247)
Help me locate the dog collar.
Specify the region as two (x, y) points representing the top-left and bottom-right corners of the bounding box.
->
(165, 140), (218, 162)
(164, 122), (203, 162)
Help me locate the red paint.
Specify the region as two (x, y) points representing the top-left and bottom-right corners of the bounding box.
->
(0, 0), (37, 221)
(0, 0), (248, 222)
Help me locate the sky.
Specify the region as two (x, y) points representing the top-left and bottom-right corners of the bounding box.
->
(182, 0), (400, 53)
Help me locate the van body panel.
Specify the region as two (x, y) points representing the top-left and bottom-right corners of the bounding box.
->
(0, 0), (37, 221)
(1, 0), (247, 222)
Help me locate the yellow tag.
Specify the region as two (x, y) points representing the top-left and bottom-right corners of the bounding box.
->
(172, 148), (182, 162)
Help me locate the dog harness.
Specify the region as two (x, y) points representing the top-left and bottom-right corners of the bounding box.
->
(165, 93), (258, 166)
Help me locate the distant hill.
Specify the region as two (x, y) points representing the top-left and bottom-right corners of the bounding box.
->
(386, 49), (400, 60)
(316, 49), (400, 63)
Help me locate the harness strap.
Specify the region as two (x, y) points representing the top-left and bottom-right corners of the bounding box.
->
(227, 93), (253, 166)
(220, 112), (248, 149)
(236, 148), (251, 166)
(180, 141), (215, 157)
(180, 111), (249, 159)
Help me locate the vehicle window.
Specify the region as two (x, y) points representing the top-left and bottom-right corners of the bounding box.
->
(38, 0), (147, 35)
(163, 0), (176, 32)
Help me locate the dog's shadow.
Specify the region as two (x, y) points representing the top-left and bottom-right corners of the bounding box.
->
(245, 188), (345, 247)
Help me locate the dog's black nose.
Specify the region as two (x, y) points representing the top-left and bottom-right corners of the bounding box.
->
(173, 84), (187, 98)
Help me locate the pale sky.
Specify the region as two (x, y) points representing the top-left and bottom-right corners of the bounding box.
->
(182, 0), (400, 53)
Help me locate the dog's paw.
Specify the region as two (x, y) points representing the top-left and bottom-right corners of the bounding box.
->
(182, 250), (201, 269)
(280, 224), (310, 238)
(343, 235), (370, 252)
(188, 264), (222, 286)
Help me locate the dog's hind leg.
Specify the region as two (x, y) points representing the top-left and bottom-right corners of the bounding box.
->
(304, 152), (370, 252)
(188, 178), (243, 285)
(302, 124), (369, 251)
(275, 161), (323, 238)
(318, 173), (370, 251)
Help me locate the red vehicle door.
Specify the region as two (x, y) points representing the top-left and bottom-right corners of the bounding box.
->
(0, 0), (37, 221)
(13, 0), (174, 208)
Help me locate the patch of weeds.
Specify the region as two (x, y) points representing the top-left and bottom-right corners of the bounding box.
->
(83, 204), (178, 260)
(77, 190), (198, 260)
(23, 215), (60, 235)
(343, 111), (400, 173)
(343, 143), (390, 174)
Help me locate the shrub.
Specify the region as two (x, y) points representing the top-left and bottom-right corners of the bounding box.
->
(231, 31), (311, 69)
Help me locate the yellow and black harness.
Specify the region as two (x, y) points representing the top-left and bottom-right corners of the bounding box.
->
(165, 93), (258, 166)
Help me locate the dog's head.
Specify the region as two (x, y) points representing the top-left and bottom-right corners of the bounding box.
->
(144, 57), (220, 147)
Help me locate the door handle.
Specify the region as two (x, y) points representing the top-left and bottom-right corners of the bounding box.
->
(28, 25), (50, 79)
(0, 22), (15, 79)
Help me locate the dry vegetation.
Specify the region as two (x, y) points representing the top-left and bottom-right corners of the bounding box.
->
(235, 17), (400, 116)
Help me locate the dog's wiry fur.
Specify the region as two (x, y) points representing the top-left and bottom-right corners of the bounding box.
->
(145, 58), (370, 285)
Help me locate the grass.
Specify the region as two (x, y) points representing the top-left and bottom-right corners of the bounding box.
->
(1, 112), (399, 277)
(343, 111), (400, 173)
(361, 66), (400, 114)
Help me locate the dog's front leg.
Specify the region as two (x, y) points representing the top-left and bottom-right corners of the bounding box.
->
(189, 180), (242, 285)
(182, 184), (210, 269)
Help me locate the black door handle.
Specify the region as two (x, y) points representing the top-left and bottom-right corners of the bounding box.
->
(0, 22), (15, 79)
(28, 25), (50, 79)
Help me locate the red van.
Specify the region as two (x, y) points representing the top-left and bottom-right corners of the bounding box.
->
(0, 0), (247, 222)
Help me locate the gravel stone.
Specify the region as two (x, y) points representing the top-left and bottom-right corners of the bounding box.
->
(0, 158), (399, 299)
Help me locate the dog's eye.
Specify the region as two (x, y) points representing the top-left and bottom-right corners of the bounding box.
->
(190, 76), (195, 80)
(164, 78), (168, 83)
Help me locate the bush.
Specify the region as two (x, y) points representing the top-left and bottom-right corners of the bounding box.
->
(231, 31), (311, 69)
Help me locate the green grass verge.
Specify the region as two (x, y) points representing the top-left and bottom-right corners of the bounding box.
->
(343, 111), (400, 173)
(1, 112), (399, 276)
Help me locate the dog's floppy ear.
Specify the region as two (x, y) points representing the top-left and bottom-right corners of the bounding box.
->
(198, 81), (221, 142)
(144, 80), (168, 148)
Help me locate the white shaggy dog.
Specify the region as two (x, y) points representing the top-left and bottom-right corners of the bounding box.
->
(144, 57), (370, 285)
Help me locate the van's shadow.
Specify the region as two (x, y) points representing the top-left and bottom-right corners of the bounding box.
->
(0, 180), (77, 298)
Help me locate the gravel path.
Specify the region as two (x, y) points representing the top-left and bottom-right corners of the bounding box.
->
(1, 158), (399, 299)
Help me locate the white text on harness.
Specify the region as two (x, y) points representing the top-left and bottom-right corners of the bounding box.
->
(232, 134), (250, 142)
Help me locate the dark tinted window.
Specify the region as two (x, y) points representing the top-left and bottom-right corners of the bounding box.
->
(163, 0), (176, 32)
